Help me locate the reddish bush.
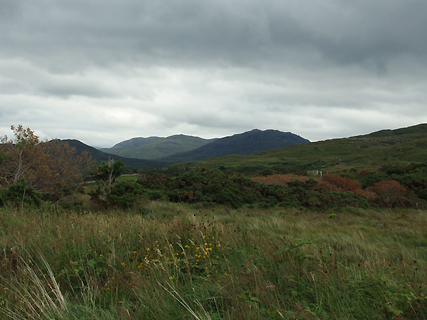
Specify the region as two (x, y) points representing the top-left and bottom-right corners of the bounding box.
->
(371, 180), (406, 197)
(316, 180), (341, 192)
(315, 174), (370, 198)
(321, 174), (362, 193)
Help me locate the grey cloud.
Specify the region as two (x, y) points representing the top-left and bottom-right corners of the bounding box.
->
(38, 77), (117, 99)
(2, 0), (425, 72)
(309, 1), (427, 70)
(0, 60), (118, 98)
(0, 79), (30, 95)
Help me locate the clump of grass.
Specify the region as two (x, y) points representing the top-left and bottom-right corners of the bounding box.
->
(1, 249), (68, 320)
(0, 247), (119, 320)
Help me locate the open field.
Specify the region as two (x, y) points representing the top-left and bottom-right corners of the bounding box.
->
(1, 203), (426, 319)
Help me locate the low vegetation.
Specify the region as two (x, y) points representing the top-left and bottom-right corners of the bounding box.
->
(1, 124), (426, 319)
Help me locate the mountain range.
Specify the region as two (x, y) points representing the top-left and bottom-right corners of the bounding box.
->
(64, 124), (427, 172)
(66, 129), (309, 170)
(158, 129), (309, 163)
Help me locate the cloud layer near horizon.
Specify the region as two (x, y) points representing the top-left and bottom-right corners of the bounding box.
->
(1, 0), (427, 147)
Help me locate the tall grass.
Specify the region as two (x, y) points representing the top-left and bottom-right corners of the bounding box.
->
(1, 203), (426, 319)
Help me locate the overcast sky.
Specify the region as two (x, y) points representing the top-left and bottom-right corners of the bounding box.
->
(1, 0), (427, 147)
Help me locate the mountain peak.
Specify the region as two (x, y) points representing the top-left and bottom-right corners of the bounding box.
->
(159, 129), (309, 163)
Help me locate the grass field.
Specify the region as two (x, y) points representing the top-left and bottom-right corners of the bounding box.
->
(1, 203), (426, 319)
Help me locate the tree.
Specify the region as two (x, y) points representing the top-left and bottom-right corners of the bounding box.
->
(39, 139), (96, 197)
(0, 125), (95, 201)
(90, 159), (126, 194)
(0, 125), (45, 186)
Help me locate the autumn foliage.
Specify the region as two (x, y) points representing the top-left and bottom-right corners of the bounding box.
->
(371, 180), (406, 197)
(317, 174), (370, 198)
(252, 173), (372, 199)
(0, 125), (95, 203)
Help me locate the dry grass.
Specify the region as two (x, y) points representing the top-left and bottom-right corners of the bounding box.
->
(1, 203), (426, 319)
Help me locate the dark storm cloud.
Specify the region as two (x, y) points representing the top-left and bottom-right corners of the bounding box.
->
(3, 0), (426, 71)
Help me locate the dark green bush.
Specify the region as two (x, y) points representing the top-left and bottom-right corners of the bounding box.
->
(108, 181), (148, 208)
(135, 168), (370, 210)
(138, 168), (264, 208)
(0, 179), (42, 208)
(359, 172), (389, 188)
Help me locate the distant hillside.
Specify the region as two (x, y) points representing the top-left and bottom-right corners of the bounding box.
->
(173, 123), (427, 174)
(365, 123), (427, 137)
(102, 136), (162, 151)
(64, 140), (168, 170)
(159, 129), (310, 163)
(101, 135), (215, 160)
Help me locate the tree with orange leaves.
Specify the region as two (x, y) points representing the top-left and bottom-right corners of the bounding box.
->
(0, 125), (95, 201)
(0, 125), (46, 186)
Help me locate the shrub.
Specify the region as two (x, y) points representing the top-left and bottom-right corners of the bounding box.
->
(139, 169), (264, 208)
(0, 179), (42, 208)
(251, 174), (314, 187)
(371, 180), (406, 197)
(321, 174), (363, 193)
(359, 172), (389, 188)
(370, 180), (409, 208)
(108, 181), (147, 208)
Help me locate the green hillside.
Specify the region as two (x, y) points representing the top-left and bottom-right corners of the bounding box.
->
(103, 136), (162, 151)
(102, 135), (214, 160)
(169, 124), (427, 174)
(365, 123), (427, 137)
